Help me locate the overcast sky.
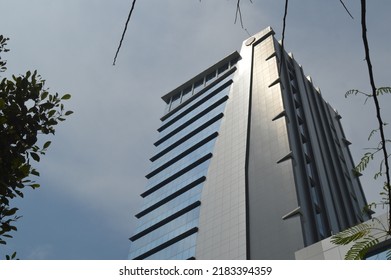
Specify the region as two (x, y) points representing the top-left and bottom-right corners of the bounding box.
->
(1, 1), (390, 260)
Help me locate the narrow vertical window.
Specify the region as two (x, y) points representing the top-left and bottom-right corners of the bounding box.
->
(205, 71), (216, 84)
(182, 86), (192, 103)
(170, 92), (182, 110)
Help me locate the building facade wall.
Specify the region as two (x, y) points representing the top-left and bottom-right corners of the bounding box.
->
(128, 27), (370, 260)
(128, 51), (240, 260)
(194, 29), (256, 260)
(246, 30), (305, 259)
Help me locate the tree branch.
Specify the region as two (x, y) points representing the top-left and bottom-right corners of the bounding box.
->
(113, 0), (137, 66)
(360, 0), (391, 233)
(234, 0), (244, 28)
(234, 0), (251, 36)
(278, 0), (289, 76)
(281, 0), (289, 53)
(339, 0), (354, 19)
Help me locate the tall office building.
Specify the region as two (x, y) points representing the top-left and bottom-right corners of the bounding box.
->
(128, 27), (371, 260)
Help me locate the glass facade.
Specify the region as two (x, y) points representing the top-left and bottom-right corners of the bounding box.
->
(366, 245), (391, 260)
(128, 57), (238, 260)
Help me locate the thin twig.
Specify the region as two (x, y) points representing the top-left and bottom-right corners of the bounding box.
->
(339, 0), (354, 19)
(281, 0), (289, 53)
(279, 0), (289, 76)
(360, 0), (391, 233)
(234, 0), (244, 28)
(113, 0), (137, 66)
(234, 0), (253, 35)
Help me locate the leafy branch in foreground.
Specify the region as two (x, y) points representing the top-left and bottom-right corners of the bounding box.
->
(331, 223), (371, 246)
(346, 86), (391, 200)
(0, 35), (73, 257)
(5, 251), (18, 260)
(338, 85), (391, 259)
(334, 3), (391, 256)
(360, 0), (391, 238)
(331, 219), (390, 259)
(333, 84), (391, 259)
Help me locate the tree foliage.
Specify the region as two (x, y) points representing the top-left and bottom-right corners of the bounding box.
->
(332, 85), (391, 259)
(331, 218), (390, 260)
(327, 0), (391, 260)
(0, 35), (72, 253)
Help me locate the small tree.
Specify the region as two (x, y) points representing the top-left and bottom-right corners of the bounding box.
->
(0, 35), (73, 259)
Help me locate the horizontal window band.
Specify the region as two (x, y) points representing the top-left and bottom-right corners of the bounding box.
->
(141, 153), (213, 198)
(132, 227), (199, 260)
(136, 176), (206, 218)
(158, 80), (233, 132)
(150, 113), (223, 162)
(161, 66), (236, 122)
(146, 132), (219, 179)
(154, 95), (228, 147)
(130, 201), (201, 242)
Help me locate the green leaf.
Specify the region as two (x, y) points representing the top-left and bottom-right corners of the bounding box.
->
(43, 141), (52, 149)
(61, 94), (71, 100)
(345, 89), (371, 98)
(344, 236), (379, 260)
(9, 225), (17, 232)
(40, 91), (49, 100)
(31, 169), (40, 176)
(355, 152), (374, 173)
(345, 89), (359, 98)
(368, 128), (378, 141)
(30, 152), (40, 162)
(4, 207), (19, 216)
(331, 223), (371, 245)
(65, 110), (73, 116)
(48, 109), (57, 118)
(30, 183), (40, 189)
(376, 87), (391, 95)
(374, 171), (382, 180)
(15, 190), (24, 198)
